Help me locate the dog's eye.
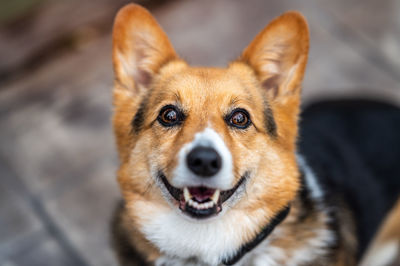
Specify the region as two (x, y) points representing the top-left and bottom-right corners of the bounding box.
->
(157, 105), (184, 127)
(227, 109), (251, 129)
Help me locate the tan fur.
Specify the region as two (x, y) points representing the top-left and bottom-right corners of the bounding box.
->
(109, 4), (350, 265)
(360, 198), (400, 266)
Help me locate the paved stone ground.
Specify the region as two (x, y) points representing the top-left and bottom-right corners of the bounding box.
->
(0, 0), (399, 265)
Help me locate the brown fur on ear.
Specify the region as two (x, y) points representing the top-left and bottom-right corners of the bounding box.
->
(238, 11), (309, 148)
(112, 4), (178, 93)
(240, 11), (309, 99)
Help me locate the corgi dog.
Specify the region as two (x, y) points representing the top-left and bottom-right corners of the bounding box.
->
(110, 4), (400, 266)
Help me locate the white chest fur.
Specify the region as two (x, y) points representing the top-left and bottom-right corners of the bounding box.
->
(139, 205), (253, 266)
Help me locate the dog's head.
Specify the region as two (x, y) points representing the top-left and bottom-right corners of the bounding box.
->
(112, 4), (308, 264)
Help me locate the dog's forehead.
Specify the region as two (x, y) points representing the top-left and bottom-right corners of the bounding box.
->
(153, 66), (259, 109)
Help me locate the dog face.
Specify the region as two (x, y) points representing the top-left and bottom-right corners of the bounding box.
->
(112, 4), (308, 263)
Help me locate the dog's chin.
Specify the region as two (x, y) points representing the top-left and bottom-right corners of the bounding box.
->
(158, 172), (247, 219)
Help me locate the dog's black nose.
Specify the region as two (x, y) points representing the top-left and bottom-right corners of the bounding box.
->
(187, 147), (222, 177)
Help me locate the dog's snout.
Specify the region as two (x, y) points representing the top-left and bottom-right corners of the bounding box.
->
(186, 147), (222, 177)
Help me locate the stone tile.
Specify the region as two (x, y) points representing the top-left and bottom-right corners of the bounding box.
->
(293, 0), (400, 104)
(1, 233), (78, 266)
(318, 0), (400, 78)
(44, 159), (120, 266)
(0, 35), (117, 199)
(0, 159), (43, 254)
(301, 18), (400, 105)
(0, 0), (130, 76)
(0, 36), (119, 265)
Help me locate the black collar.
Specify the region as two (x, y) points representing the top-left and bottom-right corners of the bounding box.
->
(221, 205), (291, 265)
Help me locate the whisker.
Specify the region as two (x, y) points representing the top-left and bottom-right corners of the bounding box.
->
(143, 177), (156, 195)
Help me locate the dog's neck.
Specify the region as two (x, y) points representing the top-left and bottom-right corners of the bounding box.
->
(221, 205), (291, 265)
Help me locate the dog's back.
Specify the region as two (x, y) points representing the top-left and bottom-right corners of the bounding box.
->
(299, 99), (400, 259)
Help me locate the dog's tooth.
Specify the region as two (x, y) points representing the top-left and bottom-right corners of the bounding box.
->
(199, 202), (209, 209)
(187, 198), (215, 210)
(190, 199), (196, 207)
(211, 190), (220, 204)
(188, 199), (193, 207)
(183, 187), (191, 202)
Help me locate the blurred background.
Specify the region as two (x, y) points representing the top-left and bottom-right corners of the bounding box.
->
(0, 0), (399, 265)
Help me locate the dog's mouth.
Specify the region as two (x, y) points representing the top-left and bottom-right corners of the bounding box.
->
(159, 173), (246, 219)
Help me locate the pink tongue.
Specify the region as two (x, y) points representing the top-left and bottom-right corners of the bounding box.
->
(189, 187), (215, 202)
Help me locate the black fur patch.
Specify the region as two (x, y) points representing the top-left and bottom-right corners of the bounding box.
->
(299, 99), (400, 257)
(131, 99), (148, 134)
(264, 106), (277, 137)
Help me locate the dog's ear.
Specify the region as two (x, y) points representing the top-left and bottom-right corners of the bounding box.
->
(240, 11), (309, 101)
(239, 12), (309, 146)
(112, 4), (177, 95)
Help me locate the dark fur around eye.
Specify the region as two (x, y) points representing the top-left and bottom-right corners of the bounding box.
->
(225, 108), (252, 129)
(157, 105), (185, 127)
(132, 98), (148, 134)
